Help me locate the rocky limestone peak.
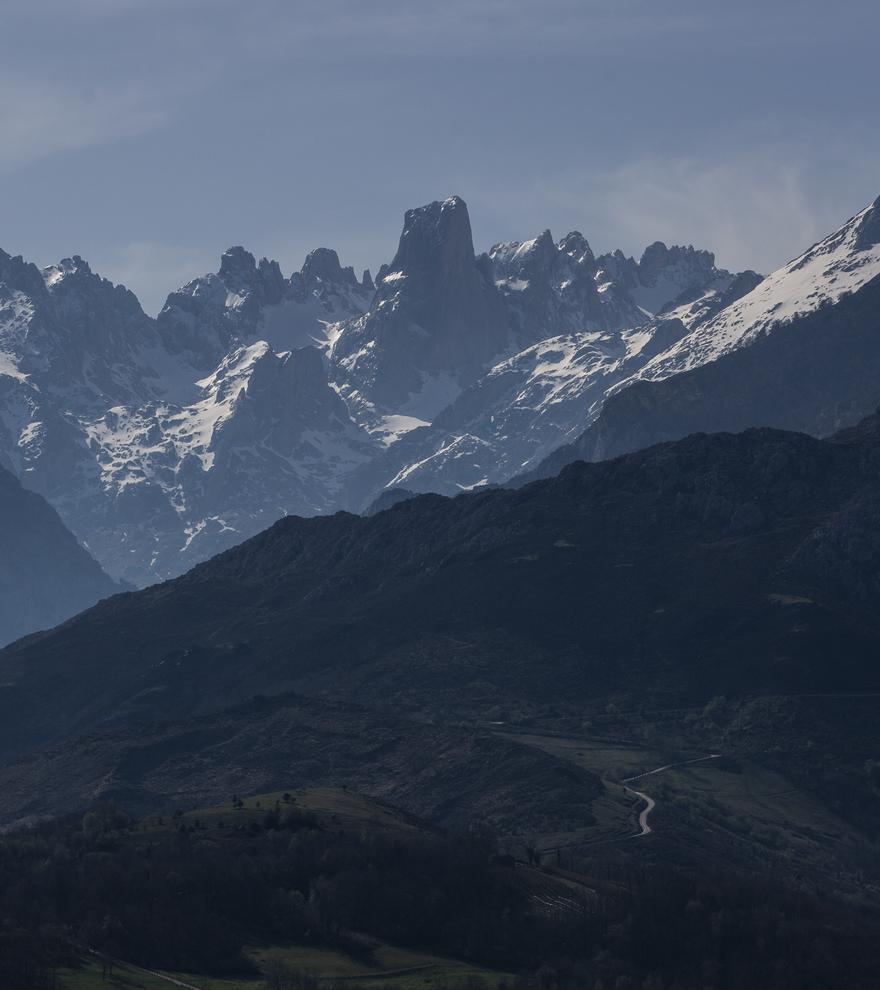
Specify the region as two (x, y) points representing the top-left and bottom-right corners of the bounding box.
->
(44, 255), (144, 316)
(558, 231), (595, 267)
(361, 269), (374, 292)
(46, 255), (94, 280)
(638, 241), (716, 284)
(157, 247), (267, 368)
(392, 195), (478, 280)
(257, 257), (286, 304)
(489, 235), (553, 298)
(23, 255), (159, 412)
(379, 195), (509, 352)
(331, 195), (510, 413)
(638, 240), (670, 272)
(596, 249), (639, 289)
(219, 249), (287, 303)
(0, 248), (49, 299)
(489, 229), (557, 277)
(488, 227), (647, 346)
(530, 229), (558, 260)
(301, 247), (357, 287)
(218, 246), (259, 290)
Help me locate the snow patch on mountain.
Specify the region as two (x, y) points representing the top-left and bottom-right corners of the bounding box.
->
(8, 192), (876, 584)
(0, 242), (378, 584)
(638, 198), (880, 382)
(345, 319), (693, 504)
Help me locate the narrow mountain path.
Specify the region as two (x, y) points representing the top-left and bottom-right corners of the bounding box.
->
(621, 754), (722, 837)
(86, 948), (207, 990)
(536, 752), (722, 856)
(621, 784), (656, 836)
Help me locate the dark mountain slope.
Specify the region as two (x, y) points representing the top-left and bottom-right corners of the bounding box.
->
(3, 416), (880, 761)
(0, 692), (601, 832)
(0, 463), (120, 647)
(526, 271), (880, 482)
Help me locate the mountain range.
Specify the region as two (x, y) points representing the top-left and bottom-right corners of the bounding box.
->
(3, 411), (880, 832)
(4, 190), (880, 947)
(1, 193), (878, 610)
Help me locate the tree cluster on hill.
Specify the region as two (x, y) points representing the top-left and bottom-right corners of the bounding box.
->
(1, 800), (879, 989)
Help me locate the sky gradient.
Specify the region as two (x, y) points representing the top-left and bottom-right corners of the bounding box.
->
(3, 0), (879, 313)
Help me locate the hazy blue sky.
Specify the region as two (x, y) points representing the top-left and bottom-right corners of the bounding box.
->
(3, 0), (878, 313)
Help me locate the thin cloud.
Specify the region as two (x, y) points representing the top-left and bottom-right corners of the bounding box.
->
(225, 0), (718, 59)
(0, 79), (168, 171)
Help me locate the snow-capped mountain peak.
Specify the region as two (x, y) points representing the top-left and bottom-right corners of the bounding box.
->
(6, 192), (876, 588)
(629, 241), (722, 314)
(637, 195), (880, 381)
(157, 244), (373, 371)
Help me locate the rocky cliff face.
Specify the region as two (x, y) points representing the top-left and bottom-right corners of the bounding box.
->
(331, 196), (511, 417)
(333, 199), (747, 504)
(489, 229), (623, 345)
(488, 230), (736, 349)
(158, 245), (373, 371)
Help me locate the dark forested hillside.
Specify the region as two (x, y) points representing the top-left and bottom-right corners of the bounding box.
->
(2, 792), (879, 990)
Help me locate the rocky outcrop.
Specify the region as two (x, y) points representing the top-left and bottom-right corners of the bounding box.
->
(158, 245), (372, 370)
(331, 196), (511, 415)
(489, 229), (635, 346)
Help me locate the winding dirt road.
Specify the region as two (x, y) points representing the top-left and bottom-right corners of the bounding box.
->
(622, 753), (722, 837)
(622, 784), (657, 836)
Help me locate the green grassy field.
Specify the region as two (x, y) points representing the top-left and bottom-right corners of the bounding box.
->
(59, 942), (510, 990)
(503, 733), (660, 780)
(250, 943), (509, 986)
(59, 958), (250, 990)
